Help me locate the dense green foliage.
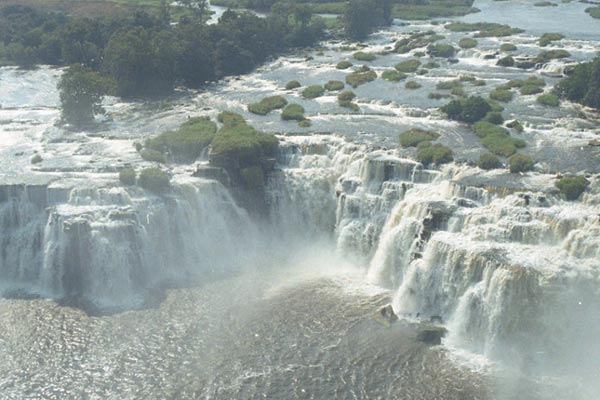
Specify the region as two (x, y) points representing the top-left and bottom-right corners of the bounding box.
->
(140, 148), (168, 163)
(587, 6), (600, 19)
(416, 142), (453, 166)
(555, 176), (589, 200)
(394, 31), (444, 54)
(302, 85), (326, 99)
(496, 56), (514, 67)
(555, 57), (600, 110)
(336, 60), (353, 69)
(0, 4), (325, 97)
(139, 167), (171, 192)
(537, 93), (559, 107)
(381, 70), (406, 82)
(427, 43), (456, 58)
(145, 117), (218, 162)
(473, 121), (525, 157)
(445, 22), (524, 38)
(281, 104), (306, 121)
(324, 80), (345, 91)
(458, 37), (477, 49)
(399, 129), (440, 147)
(395, 59), (421, 73)
(353, 51), (376, 62)
(343, 0), (392, 40)
(285, 80), (302, 90)
(58, 65), (110, 129)
(477, 153), (501, 170)
(500, 43), (517, 52)
(405, 81), (421, 89)
(346, 68), (377, 87)
(539, 32), (564, 47)
(534, 49), (570, 63)
(489, 88), (514, 103)
(119, 168), (136, 186)
(441, 96), (492, 123)
(508, 154), (534, 173)
(248, 95), (288, 115)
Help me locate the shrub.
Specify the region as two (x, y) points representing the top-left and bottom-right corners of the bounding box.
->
(119, 168), (136, 186)
(405, 81), (422, 89)
(336, 60), (353, 69)
(217, 111), (245, 126)
(248, 95), (288, 115)
(285, 80), (301, 90)
(508, 154), (534, 173)
(423, 61), (441, 69)
(281, 104), (306, 121)
(346, 70), (377, 87)
(496, 56), (515, 67)
(535, 1), (557, 7)
(520, 85), (544, 95)
(436, 80), (462, 91)
(534, 49), (570, 63)
(539, 32), (564, 47)
(427, 43), (456, 58)
(484, 112), (504, 125)
(416, 142), (453, 166)
(395, 59), (421, 73)
(145, 117), (217, 162)
(298, 119), (312, 128)
(324, 80), (345, 91)
(339, 101), (360, 111)
(490, 88), (514, 102)
(587, 6), (600, 19)
(353, 51), (376, 62)
(138, 168), (170, 193)
(302, 85), (325, 99)
(338, 90), (356, 102)
(382, 70), (407, 81)
(556, 176), (589, 200)
(482, 133), (525, 157)
(458, 38), (478, 49)
(31, 154), (43, 164)
(537, 93), (560, 107)
(500, 43), (517, 52)
(399, 128), (440, 147)
(140, 148), (167, 163)
(478, 153), (501, 170)
(441, 96), (492, 123)
(445, 22), (524, 37)
(473, 121), (509, 138)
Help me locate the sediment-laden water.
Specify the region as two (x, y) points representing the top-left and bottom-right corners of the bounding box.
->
(0, 0), (599, 398)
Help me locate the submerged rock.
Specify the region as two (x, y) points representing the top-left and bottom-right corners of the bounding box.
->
(417, 326), (447, 345)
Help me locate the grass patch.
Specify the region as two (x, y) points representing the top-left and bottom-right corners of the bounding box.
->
(427, 43), (456, 58)
(382, 69), (407, 82)
(537, 93), (559, 106)
(336, 60), (353, 70)
(489, 88), (514, 102)
(248, 95), (288, 115)
(534, 49), (570, 63)
(285, 80), (301, 90)
(145, 117), (217, 162)
(539, 32), (564, 47)
(324, 80), (345, 91)
(416, 142), (453, 166)
(500, 43), (517, 52)
(445, 22), (524, 37)
(458, 37), (478, 49)
(399, 128), (440, 147)
(586, 6), (600, 19)
(138, 167), (170, 193)
(496, 56), (515, 67)
(302, 85), (325, 99)
(353, 51), (376, 62)
(346, 69), (377, 88)
(395, 59), (421, 73)
(281, 104), (306, 121)
(478, 153), (502, 170)
(556, 176), (589, 200)
(508, 154), (534, 173)
(405, 80), (422, 89)
(140, 148), (167, 163)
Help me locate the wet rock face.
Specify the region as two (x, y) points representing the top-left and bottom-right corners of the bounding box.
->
(417, 326), (447, 345)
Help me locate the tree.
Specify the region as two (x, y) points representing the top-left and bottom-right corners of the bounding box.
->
(180, 0), (208, 21)
(58, 65), (109, 129)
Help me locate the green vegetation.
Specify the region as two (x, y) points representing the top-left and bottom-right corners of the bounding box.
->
(338, 90), (356, 102)
(138, 167), (170, 193)
(473, 121), (525, 157)
(285, 80), (301, 90)
(324, 80), (345, 91)
(58, 65), (110, 129)
(496, 56), (515, 67)
(458, 37), (478, 49)
(508, 154), (534, 173)
(395, 59), (421, 73)
(423, 61), (441, 69)
(489, 88), (514, 102)
(436, 80), (462, 91)
(302, 85), (326, 99)
(427, 43), (456, 58)
(0, 3), (326, 97)
(298, 119), (312, 128)
(31, 154), (43, 164)
(343, 0), (393, 40)
(281, 104), (306, 121)
(140, 148), (167, 163)
(473, 121), (508, 138)
(500, 43), (517, 52)
(248, 95), (288, 115)
(556, 176), (590, 200)
(382, 70), (407, 81)
(405, 81), (421, 89)
(539, 32), (564, 47)
(441, 96), (492, 123)
(484, 112), (504, 125)
(399, 129), (440, 147)
(119, 168), (136, 186)
(145, 117), (217, 162)
(555, 57), (600, 110)
(534, 1), (557, 7)
(537, 93), (560, 107)
(586, 6), (600, 19)
(445, 22), (524, 37)
(353, 51), (376, 62)
(391, 0), (478, 20)
(534, 49), (570, 63)
(394, 31), (445, 54)
(478, 153), (501, 170)
(416, 142), (453, 166)
(210, 113), (278, 169)
(346, 68), (377, 87)
(520, 85), (544, 95)
(336, 60), (353, 70)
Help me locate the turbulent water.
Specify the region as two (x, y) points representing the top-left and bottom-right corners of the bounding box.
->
(1, 0), (600, 398)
